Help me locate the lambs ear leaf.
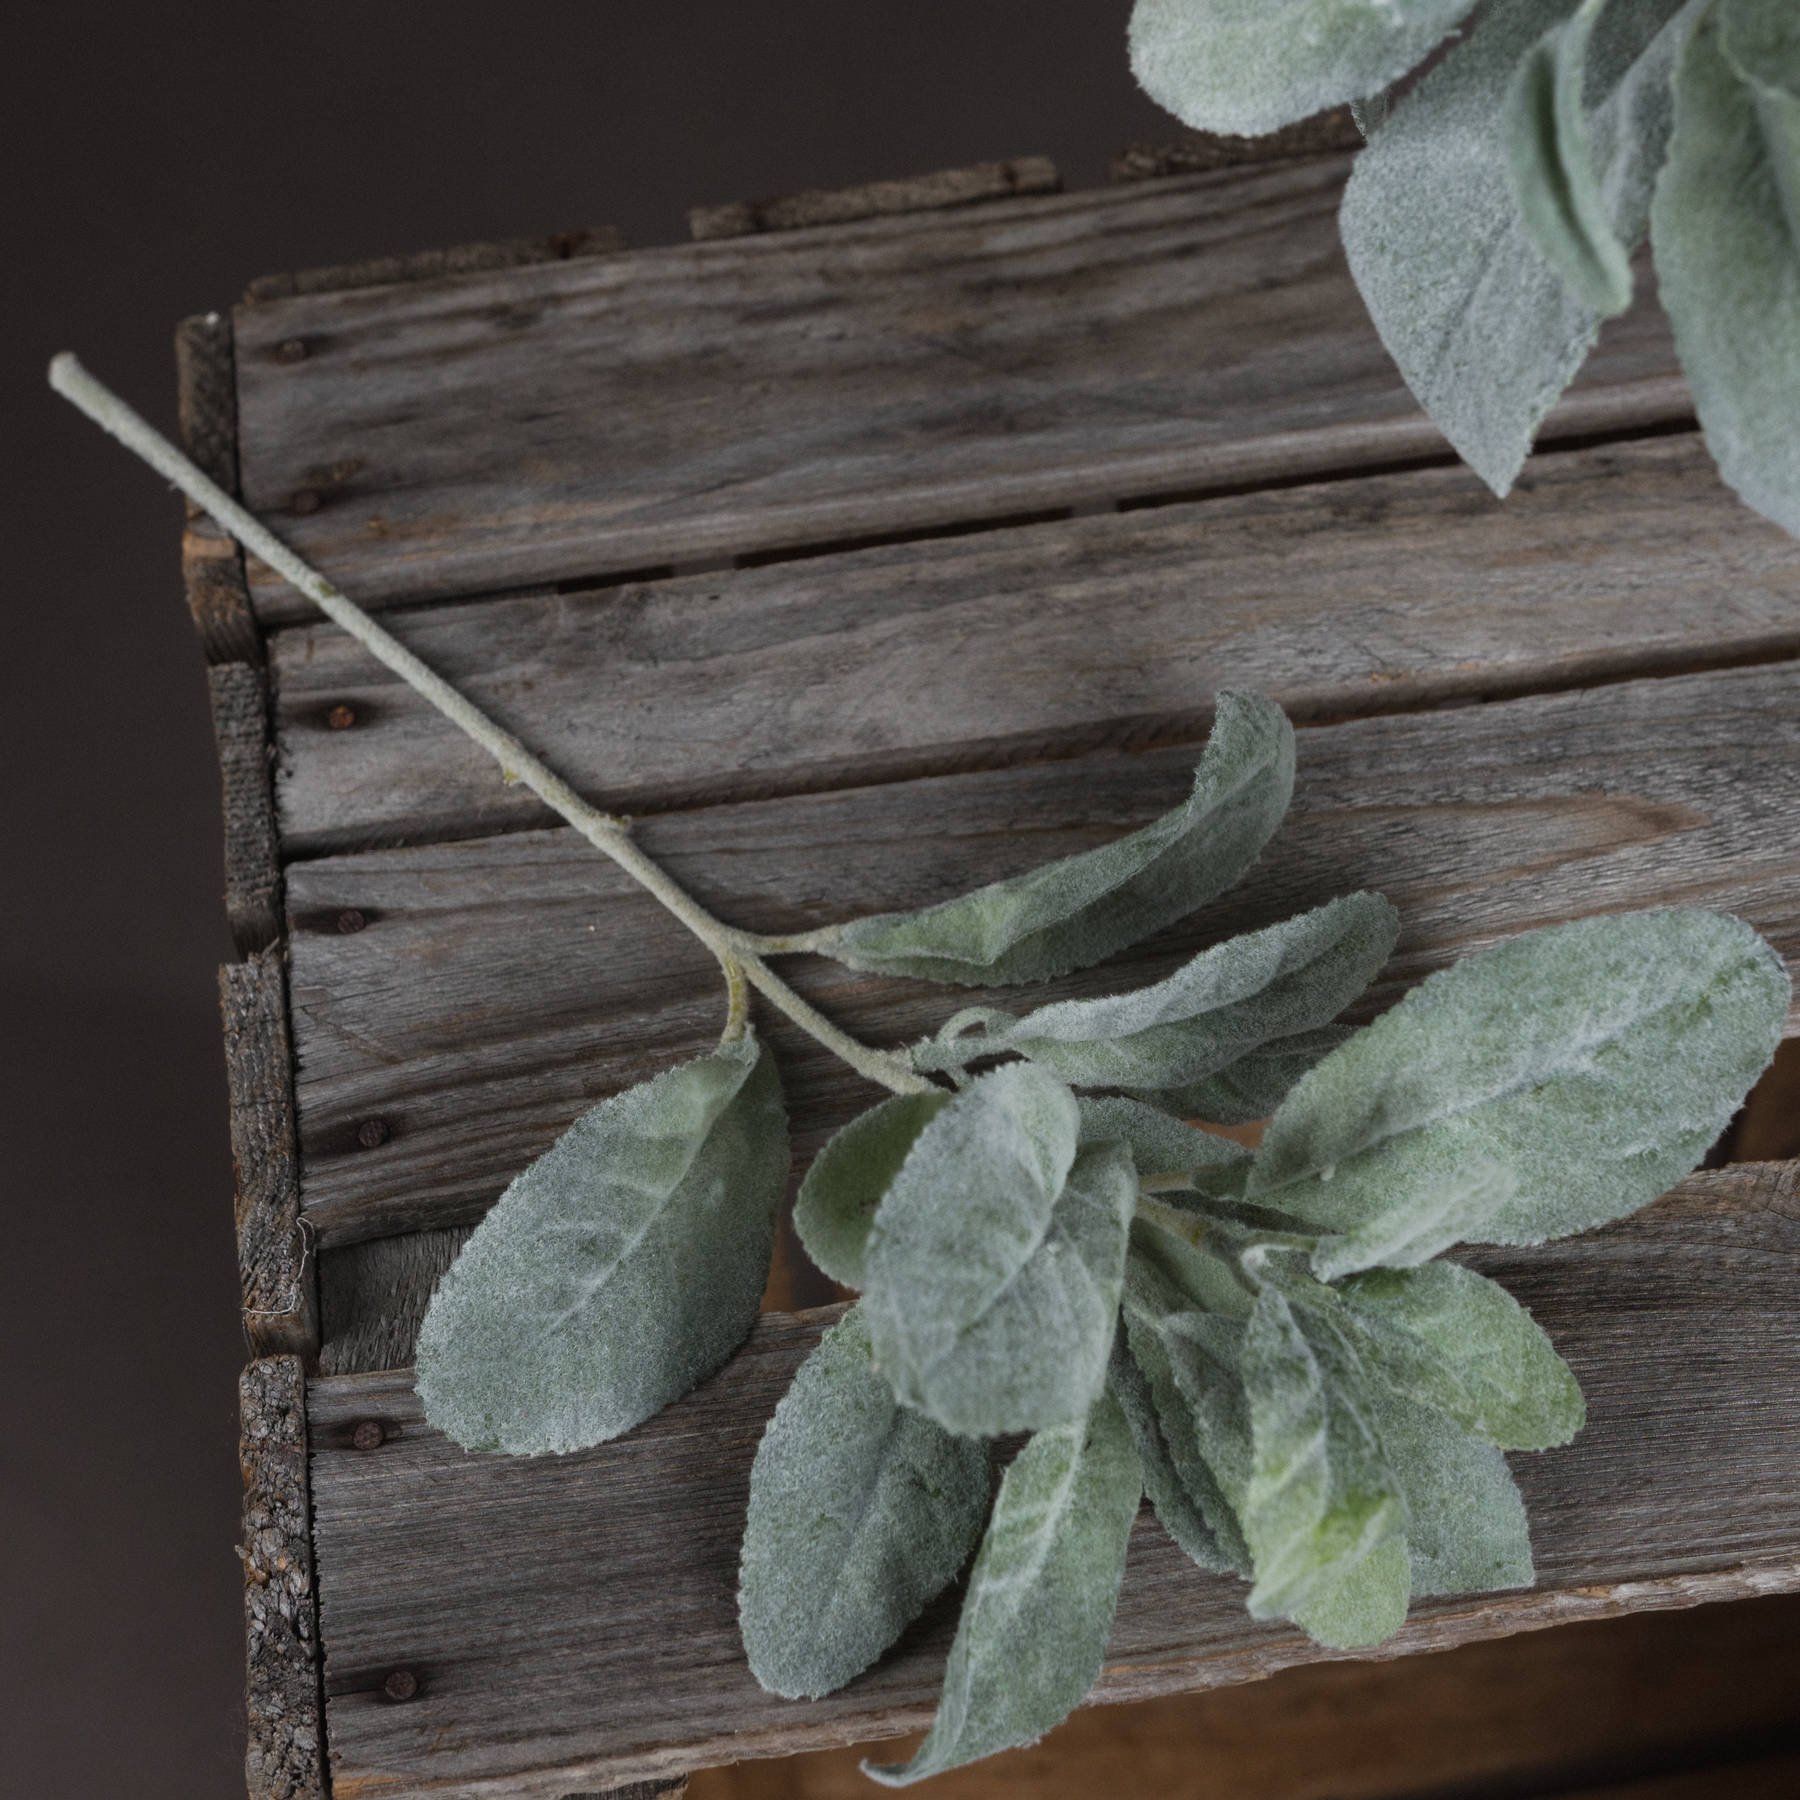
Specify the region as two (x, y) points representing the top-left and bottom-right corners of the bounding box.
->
(1108, 1339), (1235, 1573)
(1078, 1095), (1252, 1198)
(812, 693), (1293, 986)
(1129, 0), (1478, 139)
(914, 894), (1397, 1092)
(1310, 1160), (1518, 1279)
(864, 1388), (1143, 1786)
(415, 1030), (788, 1454)
(1129, 1023), (1354, 1126)
(1652, 0), (1800, 536)
(793, 1091), (952, 1288)
(1250, 911), (1790, 1247)
(738, 1305), (992, 1700)
(864, 1067), (1136, 1436)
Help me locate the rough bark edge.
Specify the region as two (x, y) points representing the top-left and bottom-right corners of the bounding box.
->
(209, 661), (284, 957)
(1111, 106), (1363, 181)
(224, 949), (318, 1360)
(176, 312), (260, 665)
(565, 1782), (689, 1799)
(242, 228), (627, 305)
(243, 1355), (327, 1800)
(688, 156), (1061, 241)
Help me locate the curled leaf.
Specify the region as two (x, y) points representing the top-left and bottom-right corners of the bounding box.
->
(1251, 910), (1790, 1246)
(864, 1388), (1143, 1786)
(1108, 1338), (1235, 1573)
(865, 1066), (1136, 1436)
(738, 1306), (992, 1700)
(793, 1091), (951, 1288)
(1078, 1094), (1252, 1199)
(812, 693), (1293, 986)
(415, 1030), (788, 1454)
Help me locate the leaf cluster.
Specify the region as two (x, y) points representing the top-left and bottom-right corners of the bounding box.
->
(1128, 0), (1800, 540)
(414, 692), (1787, 1784)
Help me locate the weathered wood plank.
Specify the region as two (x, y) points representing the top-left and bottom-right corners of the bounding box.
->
(689, 157), (1061, 242)
(284, 665), (1800, 1249)
(306, 1164), (1800, 1800)
(223, 949), (317, 1355)
(231, 156), (1686, 621)
(267, 433), (1800, 856)
(176, 311), (260, 666)
(242, 1355), (325, 1800)
(1110, 106), (1363, 182)
(687, 1597), (1800, 1800)
(209, 662), (284, 955)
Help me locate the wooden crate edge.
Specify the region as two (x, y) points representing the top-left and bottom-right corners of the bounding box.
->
(176, 311), (260, 665)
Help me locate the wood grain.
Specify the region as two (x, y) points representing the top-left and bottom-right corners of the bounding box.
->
(1110, 106), (1363, 182)
(686, 1596), (1800, 1800)
(242, 1355), (325, 1800)
(231, 156), (1688, 621)
(176, 311), (260, 665)
(305, 1164), (1800, 1800)
(223, 949), (317, 1356)
(689, 157), (1060, 241)
(209, 662), (284, 955)
(283, 664), (1800, 1249)
(266, 432), (1800, 856)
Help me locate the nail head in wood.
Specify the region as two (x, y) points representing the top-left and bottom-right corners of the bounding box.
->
(327, 703), (356, 730)
(336, 908), (367, 934)
(356, 1118), (391, 1150)
(352, 1419), (386, 1452)
(290, 488), (322, 516)
(383, 1669), (418, 1702)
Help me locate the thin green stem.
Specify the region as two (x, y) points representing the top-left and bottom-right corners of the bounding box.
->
(51, 353), (933, 1098)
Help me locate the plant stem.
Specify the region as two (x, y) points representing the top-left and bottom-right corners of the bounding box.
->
(50, 352), (933, 1098)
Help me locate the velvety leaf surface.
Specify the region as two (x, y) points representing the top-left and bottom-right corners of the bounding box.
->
(793, 1091), (951, 1288)
(1342, 0), (1693, 494)
(1077, 1095), (1252, 1197)
(1130, 1024), (1353, 1126)
(1250, 911), (1790, 1246)
(738, 1306), (992, 1700)
(1310, 1160), (1518, 1279)
(864, 1068), (1135, 1436)
(1129, 0), (1477, 138)
(1652, 0), (1800, 535)
(415, 1030), (788, 1454)
(1107, 1340), (1234, 1572)
(814, 693), (1293, 986)
(1505, 0), (1637, 313)
(864, 1388), (1143, 1786)
(914, 894), (1397, 1090)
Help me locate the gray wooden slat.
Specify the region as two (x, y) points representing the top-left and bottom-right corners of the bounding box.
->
(306, 1163), (1800, 1800)
(267, 433), (1800, 857)
(284, 665), (1800, 1249)
(231, 156), (1687, 621)
(209, 663), (284, 955)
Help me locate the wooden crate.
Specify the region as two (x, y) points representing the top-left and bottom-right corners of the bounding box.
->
(182, 138), (1800, 1800)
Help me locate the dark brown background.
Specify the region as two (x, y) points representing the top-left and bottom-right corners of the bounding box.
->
(3, 5), (1174, 1793)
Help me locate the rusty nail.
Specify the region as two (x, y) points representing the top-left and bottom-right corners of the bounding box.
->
(327, 703), (356, 730)
(384, 1669), (419, 1702)
(337, 908), (367, 934)
(275, 337), (308, 364)
(290, 488), (321, 515)
(357, 1118), (391, 1150)
(352, 1420), (386, 1452)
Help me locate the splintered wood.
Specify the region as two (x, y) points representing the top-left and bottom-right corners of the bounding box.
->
(190, 146), (1800, 1800)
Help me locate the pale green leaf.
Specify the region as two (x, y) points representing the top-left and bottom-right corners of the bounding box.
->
(1239, 1286), (1407, 1631)
(914, 894), (1398, 1092)
(1108, 1340), (1235, 1573)
(793, 1091), (951, 1288)
(1292, 1537), (1412, 1649)
(813, 693), (1293, 986)
(1652, 1), (1800, 536)
(864, 1067), (1136, 1436)
(864, 1388), (1143, 1786)
(415, 1030), (788, 1454)
(1129, 0), (1477, 139)
(1131, 1024), (1353, 1126)
(738, 1305), (992, 1700)
(1078, 1095), (1253, 1199)
(1310, 1160), (1518, 1279)
(1342, 0), (1695, 494)
(1504, 0), (1637, 313)
(1251, 910), (1790, 1246)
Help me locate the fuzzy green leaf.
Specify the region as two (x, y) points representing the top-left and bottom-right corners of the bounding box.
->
(1251, 911), (1790, 1247)
(738, 1305), (992, 1700)
(793, 1091), (952, 1288)
(1652, 1), (1800, 536)
(1342, 0), (1696, 495)
(864, 1388), (1143, 1786)
(1505, 0), (1638, 314)
(1310, 1160), (1518, 1279)
(813, 693), (1293, 986)
(415, 1030), (788, 1454)
(914, 894), (1398, 1092)
(1240, 1286), (1408, 1634)
(1129, 0), (1478, 139)
(1131, 1024), (1354, 1126)
(1078, 1095), (1253, 1198)
(864, 1067), (1136, 1436)
(1108, 1339), (1235, 1573)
